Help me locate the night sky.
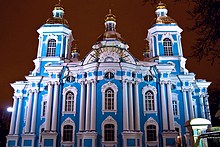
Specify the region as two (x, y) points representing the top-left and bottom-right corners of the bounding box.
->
(0, 0), (219, 109)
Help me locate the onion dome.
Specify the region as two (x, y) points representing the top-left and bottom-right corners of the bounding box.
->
(153, 1), (176, 24)
(97, 9), (124, 42)
(46, 1), (69, 26)
(71, 44), (80, 60)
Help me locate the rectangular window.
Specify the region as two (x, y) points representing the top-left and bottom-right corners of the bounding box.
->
(172, 100), (178, 116)
(42, 101), (47, 117)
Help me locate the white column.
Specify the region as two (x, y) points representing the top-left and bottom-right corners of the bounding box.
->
(128, 81), (134, 131)
(52, 81), (60, 131)
(25, 91), (33, 133)
(188, 89), (194, 119)
(15, 97), (23, 134)
(31, 90), (39, 133)
(9, 97), (18, 134)
(134, 81), (140, 131)
(204, 95), (211, 120)
(79, 81), (85, 131)
(167, 81), (175, 131)
(182, 89), (189, 122)
(122, 80), (129, 131)
(85, 81), (91, 131)
(160, 81), (168, 130)
(199, 94), (205, 118)
(90, 80), (97, 131)
(45, 82), (53, 131)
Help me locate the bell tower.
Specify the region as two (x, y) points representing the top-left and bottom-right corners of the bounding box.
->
(146, 2), (188, 74)
(32, 1), (74, 76)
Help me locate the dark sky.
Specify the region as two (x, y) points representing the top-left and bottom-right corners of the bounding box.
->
(0, 0), (219, 109)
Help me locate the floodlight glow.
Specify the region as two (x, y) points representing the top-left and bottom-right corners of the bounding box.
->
(7, 107), (13, 112)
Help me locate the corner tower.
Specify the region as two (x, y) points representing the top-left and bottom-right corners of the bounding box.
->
(33, 2), (74, 76)
(146, 2), (187, 74)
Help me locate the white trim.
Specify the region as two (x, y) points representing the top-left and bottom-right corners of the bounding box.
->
(144, 117), (159, 146)
(39, 122), (45, 145)
(101, 116), (118, 146)
(62, 86), (78, 115)
(172, 93), (180, 119)
(41, 94), (48, 118)
(61, 117), (75, 144)
(101, 82), (118, 114)
(142, 85), (157, 115)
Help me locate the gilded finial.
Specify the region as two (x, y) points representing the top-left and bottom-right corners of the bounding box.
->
(157, 1), (166, 9)
(109, 9), (112, 14)
(59, 0), (61, 5)
(105, 9), (116, 22)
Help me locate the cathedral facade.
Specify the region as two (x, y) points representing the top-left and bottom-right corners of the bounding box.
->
(6, 2), (211, 147)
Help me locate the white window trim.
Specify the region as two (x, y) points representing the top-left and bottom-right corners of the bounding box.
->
(172, 93), (180, 119)
(62, 86), (78, 116)
(101, 116), (118, 146)
(41, 94), (48, 119)
(144, 117), (159, 146)
(61, 117), (75, 145)
(142, 85), (157, 115)
(101, 82), (118, 114)
(39, 122), (45, 145)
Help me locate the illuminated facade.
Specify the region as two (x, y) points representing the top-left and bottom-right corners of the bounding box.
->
(6, 2), (211, 147)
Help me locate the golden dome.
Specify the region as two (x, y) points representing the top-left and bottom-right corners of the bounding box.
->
(155, 16), (176, 24)
(46, 17), (69, 26)
(97, 31), (124, 42)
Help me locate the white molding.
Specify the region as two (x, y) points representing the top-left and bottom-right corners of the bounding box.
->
(144, 117), (159, 146)
(101, 116), (118, 143)
(62, 86), (78, 115)
(61, 117), (75, 144)
(142, 85), (157, 115)
(101, 82), (118, 114)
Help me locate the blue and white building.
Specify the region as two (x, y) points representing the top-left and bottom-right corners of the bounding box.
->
(6, 2), (212, 147)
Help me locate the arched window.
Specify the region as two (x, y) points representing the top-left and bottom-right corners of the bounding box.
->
(163, 38), (173, 56)
(65, 91), (74, 112)
(105, 88), (114, 110)
(61, 117), (75, 145)
(104, 124), (115, 141)
(63, 125), (73, 142)
(101, 82), (118, 114)
(145, 91), (155, 111)
(46, 39), (56, 57)
(144, 117), (158, 146)
(146, 125), (157, 141)
(102, 116), (117, 146)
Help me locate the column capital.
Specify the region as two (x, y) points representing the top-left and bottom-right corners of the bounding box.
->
(134, 80), (140, 85)
(188, 88), (193, 92)
(33, 89), (39, 93)
(91, 79), (97, 84)
(160, 80), (166, 85)
(54, 81), (60, 85)
(167, 80), (172, 85)
(122, 79), (128, 83)
(47, 81), (53, 86)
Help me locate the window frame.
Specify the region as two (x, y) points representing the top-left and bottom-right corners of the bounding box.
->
(62, 86), (78, 115)
(144, 117), (159, 146)
(61, 117), (75, 145)
(101, 82), (118, 114)
(102, 116), (117, 146)
(172, 93), (180, 118)
(46, 39), (57, 57)
(163, 38), (173, 56)
(142, 85), (157, 115)
(41, 94), (48, 118)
